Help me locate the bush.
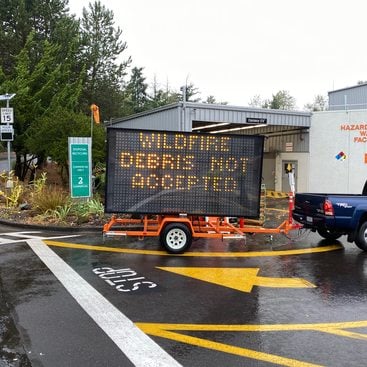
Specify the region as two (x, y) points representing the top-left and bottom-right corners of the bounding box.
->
(0, 170), (108, 226)
(71, 198), (105, 223)
(31, 185), (70, 213)
(0, 171), (25, 208)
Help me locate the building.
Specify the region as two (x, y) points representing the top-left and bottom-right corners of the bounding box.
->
(310, 82), (367, 193)
(111, 102), (311, 193)
(304, 83), (367, 194)
(329, 83), (367, 111)
(309, 109), (367, 193)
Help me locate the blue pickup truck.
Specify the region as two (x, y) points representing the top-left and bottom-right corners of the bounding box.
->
(292, 186), (367, 251)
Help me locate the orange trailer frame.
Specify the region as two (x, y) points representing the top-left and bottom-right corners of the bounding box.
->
(102, 192), (302, 253)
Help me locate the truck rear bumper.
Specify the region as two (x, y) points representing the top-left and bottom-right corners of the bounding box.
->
(292, 212), (326, 228)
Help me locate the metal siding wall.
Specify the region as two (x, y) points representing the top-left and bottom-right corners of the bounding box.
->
(233, 125), (309, 153)
(329, 85), (367, 110)
(112, 103), (311, 131)
(189, 106), (310, 127)
(264, 133), (309, 153)
(113, 107), (180, 131)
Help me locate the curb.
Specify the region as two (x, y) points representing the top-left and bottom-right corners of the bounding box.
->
(0, 219), (102, 233)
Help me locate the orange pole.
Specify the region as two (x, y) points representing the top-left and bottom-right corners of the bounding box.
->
(288, 192), (294, 225)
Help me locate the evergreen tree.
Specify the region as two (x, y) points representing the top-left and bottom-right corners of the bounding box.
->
(80, 0), (131, 120)
(1, 32), (83, 180)
(0, 0), (71, 75)
(123, 67), (149, 114)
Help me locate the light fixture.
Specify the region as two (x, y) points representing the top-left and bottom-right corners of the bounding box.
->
(192, 122), (230, 131)
(210, 124), (267, 134)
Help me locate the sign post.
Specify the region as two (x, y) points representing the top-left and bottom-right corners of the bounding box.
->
(0, 93), (16, 173)
(68, 137), (92, 198)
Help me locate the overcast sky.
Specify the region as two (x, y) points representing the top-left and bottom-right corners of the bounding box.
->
(68, 0), (367, 110)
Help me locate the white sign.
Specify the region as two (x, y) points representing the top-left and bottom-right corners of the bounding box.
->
(0, 124), (14, 141)
(1, 108), (14, 124)
(1, 125), (13, 133)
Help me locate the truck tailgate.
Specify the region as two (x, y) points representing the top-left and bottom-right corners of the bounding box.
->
(294, 193), (326, 215)
(293, 193), (329, 227)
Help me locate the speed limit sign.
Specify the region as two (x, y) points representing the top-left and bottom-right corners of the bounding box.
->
(1, 108), (14, 124)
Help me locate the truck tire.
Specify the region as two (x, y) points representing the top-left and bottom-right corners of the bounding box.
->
(160, 223), (192, 254)
(317, 228), (342, 240)
(355, 222), (367, 251)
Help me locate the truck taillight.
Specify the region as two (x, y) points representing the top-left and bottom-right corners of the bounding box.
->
(323, 200), (334, 216)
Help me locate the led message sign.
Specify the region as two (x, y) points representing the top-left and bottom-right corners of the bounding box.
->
(105, 128), (264, 217)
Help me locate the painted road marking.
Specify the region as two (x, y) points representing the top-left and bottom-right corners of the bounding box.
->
(157, 267), (316, 292)
(0, 231), (79, 244)
(93, 267), (158, 292)
(137, 321), (367, 367)
(27, 239), (182, 367)
(45, 240), (342, 257)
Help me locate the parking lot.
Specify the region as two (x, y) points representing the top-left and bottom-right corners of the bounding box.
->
(1, 206), (367, 367)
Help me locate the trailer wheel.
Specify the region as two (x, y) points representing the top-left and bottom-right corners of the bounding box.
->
(355, 222), (367, 251)
(160, 223), (192, 254)
(317, 228), (342, 240)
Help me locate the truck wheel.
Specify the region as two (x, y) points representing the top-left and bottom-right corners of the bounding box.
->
(317, 228), (342, 240)
(355, 222), (367, 251)
(160, 223), (192, 254)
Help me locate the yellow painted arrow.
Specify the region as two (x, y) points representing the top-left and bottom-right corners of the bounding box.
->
(137, 320), (367, 367)
(137, 322), (323, 367)
(157, 267), (316, 293)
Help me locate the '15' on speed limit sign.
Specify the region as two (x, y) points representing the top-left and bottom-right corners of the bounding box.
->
(1, 108), (14, 124)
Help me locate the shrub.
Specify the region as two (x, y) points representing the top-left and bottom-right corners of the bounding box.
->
(33, 172), (47, 193)
(0, 172), (25, 208)
(71, 198), (105, 222)
(32, 185), (70, 213)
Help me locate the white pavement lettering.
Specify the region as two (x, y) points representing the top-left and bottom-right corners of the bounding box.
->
(27, 239), (182, 367)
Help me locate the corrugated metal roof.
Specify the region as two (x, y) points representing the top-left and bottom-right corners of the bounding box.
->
(328, 83), (367, 94)
(111, 102), (311, 131)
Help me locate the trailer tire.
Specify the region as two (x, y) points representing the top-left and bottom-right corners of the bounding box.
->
(160, 223), (192, 254)
(317, 228), (342, 240)
(355, 222), (367, 251)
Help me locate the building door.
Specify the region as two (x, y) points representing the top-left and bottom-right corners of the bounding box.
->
(282, 160), (298, 193)
(262, 153), (276, 190)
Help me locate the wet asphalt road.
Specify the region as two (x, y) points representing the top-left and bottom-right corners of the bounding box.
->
(0, 224), (367, 367)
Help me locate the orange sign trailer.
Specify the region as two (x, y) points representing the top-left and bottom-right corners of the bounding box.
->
(102, 192), (301, 253)
(103, 128), (301, 253)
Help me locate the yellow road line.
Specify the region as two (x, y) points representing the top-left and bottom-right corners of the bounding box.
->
(45, 240), (342, 257)
(140, 326), (320, 367)
(137, 320), (367, 367)
(137, 320), (367, 332)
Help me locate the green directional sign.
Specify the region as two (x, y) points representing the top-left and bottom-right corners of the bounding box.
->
(69, 138), (92, 198)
